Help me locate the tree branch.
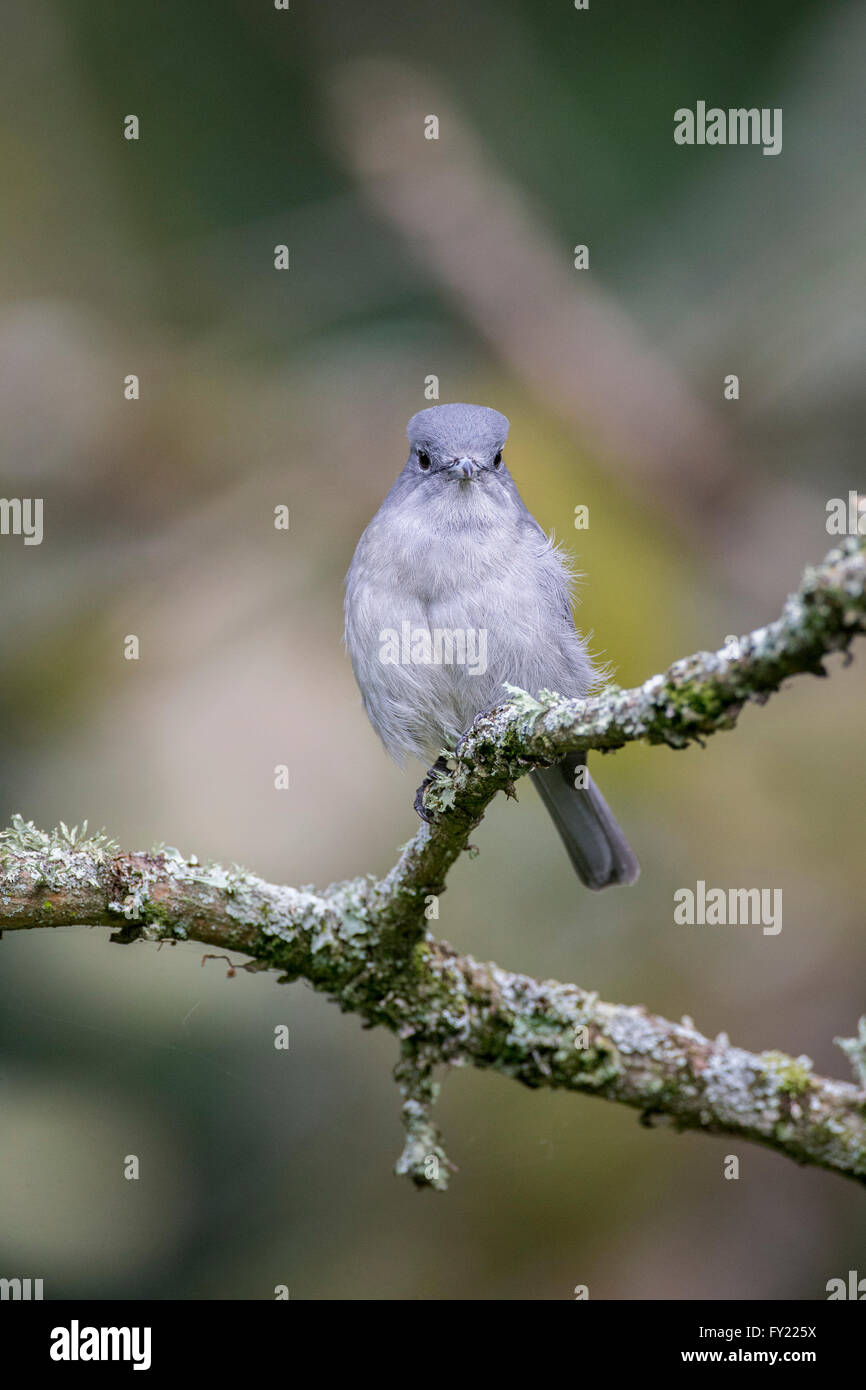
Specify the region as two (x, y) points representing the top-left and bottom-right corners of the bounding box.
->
(2, 538), (865, 1189)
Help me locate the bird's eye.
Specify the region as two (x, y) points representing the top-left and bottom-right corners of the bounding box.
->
(493, 451), (502, 469)
(417, 451), (431, 471)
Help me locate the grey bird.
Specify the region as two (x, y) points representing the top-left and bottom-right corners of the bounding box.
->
(344, 402), (639, 890)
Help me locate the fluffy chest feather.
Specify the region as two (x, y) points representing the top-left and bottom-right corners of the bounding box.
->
(345, 479), (594, 760)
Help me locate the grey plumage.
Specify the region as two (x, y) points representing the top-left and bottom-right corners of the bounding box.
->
(344, 402), (639, 890)
(531, 753), (639, 890)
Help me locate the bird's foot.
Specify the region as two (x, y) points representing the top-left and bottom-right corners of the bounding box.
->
(414, 755), (449, 822)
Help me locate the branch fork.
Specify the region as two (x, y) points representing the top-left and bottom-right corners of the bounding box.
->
(2, 538), (865, 1188)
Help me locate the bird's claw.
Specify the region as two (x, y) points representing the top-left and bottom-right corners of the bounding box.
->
(414, 754), (449, 822)
(414, 782), (435, 822)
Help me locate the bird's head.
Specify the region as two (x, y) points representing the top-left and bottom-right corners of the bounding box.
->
(405, 403), (510, 487)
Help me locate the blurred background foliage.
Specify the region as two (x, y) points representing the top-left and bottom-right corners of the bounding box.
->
(1, 0), (864, 1299)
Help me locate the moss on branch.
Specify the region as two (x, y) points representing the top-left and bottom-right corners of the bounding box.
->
(1, 539), (865, 1189)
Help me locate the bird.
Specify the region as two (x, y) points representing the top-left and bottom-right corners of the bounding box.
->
(344, 402), (639, 890)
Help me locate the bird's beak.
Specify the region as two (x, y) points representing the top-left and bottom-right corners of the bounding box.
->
(450, 457), (480, 480)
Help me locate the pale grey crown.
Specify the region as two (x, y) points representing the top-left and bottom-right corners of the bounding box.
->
(407, 403), (510, 461)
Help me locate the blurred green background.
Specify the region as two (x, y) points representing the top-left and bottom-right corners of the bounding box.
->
(1, 0), (864, 1299)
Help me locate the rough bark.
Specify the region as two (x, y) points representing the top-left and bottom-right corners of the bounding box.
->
(2, 538), (865, 1189)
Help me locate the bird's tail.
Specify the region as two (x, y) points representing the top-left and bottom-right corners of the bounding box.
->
(530, 754), (639, 890)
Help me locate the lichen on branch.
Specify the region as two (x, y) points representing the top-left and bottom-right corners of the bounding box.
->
(1, 538), (864, 1189)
